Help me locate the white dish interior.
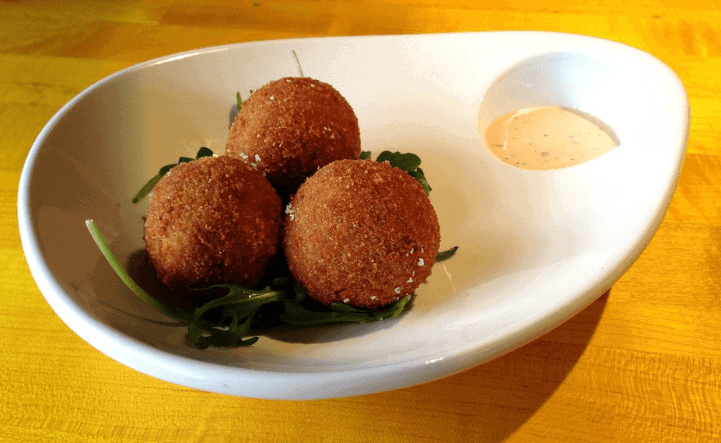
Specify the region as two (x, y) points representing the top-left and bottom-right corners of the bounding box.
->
(18, 32), (688, 399)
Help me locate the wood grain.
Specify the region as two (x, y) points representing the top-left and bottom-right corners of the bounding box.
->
(2, 1), (720, 442)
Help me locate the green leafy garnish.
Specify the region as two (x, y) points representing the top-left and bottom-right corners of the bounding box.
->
(436, 246), (459, 262)
(359, 151), (372, 160)
(132, 147), (214, 203)
(408, 168), (431, 195)
(187, 283), (284, 349)
(376, 151), (421, 171)
(86, 219), (286, 348)
(236, 91), (243, 112)
(279, 292), (410, 326)
(85, 220), (191, 323)
(292, 50), (304, 77)
(85, 220), (414, 349)
(373, 151), (432, 195)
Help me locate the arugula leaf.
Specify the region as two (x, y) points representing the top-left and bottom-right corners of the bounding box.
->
(236, 91), (243, 112)
(86, 220), (414, 349)
(86, 220), (285, 349)
(132, 147), (214, 203)
(187, 284), (284, 349)
(374, 151), (432, 195)
(436, 246), (459, 262)
(408, 168), (432, 195)
(292, 50), (304, 77)
(188, 313), (259, 349)
(359, 151), (372, 160)
(279, 295), (411, 326)
(85, 220), (191, 323)
(376, 151), (422, 171)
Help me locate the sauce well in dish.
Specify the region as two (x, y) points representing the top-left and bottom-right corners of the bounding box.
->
(484, 106), (620, 170)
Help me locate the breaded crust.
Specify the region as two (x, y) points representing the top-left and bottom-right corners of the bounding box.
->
(225, 77), (361, 197)
(283, 159), (440, 309)
(144, 155), (282, 289)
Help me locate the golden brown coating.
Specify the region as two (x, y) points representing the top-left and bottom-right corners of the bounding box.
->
(144, 155), (282, 289)
(225, 77), (361, 197)
(283, 159), (440, 309)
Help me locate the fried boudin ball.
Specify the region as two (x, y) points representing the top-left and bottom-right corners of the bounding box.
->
(144, 155), (282, 289)
(283, 159), (440, 309)
(226, 77), (361, 197)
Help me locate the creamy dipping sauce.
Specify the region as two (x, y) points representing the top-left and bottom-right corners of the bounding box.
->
(484, 106), (620, 170)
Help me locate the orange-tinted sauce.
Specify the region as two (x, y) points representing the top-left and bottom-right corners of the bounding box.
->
(484, 106), (620, 170)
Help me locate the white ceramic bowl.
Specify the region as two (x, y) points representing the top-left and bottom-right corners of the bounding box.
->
(18, 32), (688, 399)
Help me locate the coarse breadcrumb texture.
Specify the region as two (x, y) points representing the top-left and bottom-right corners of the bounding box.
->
(226, 77), (361, 197)
(144, 155), (282, 289)
(283, 159), (440, 309)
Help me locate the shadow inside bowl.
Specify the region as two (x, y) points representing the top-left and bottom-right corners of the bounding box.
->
(259, 301), (411, 344)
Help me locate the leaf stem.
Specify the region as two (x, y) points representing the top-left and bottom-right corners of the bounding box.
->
(85, 219), (191, 322)
(292, 50), (304, 77)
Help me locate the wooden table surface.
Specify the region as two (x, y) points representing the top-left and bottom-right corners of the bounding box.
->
(2, 1), (719, 442)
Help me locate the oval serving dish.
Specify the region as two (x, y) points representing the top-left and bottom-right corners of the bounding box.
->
(18, 31), (688, 399)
